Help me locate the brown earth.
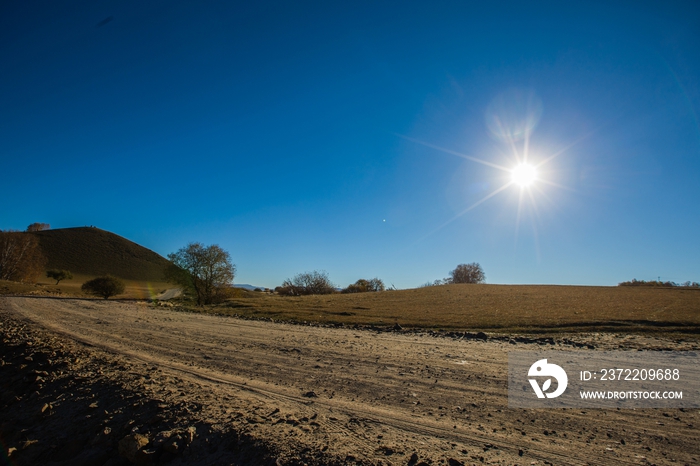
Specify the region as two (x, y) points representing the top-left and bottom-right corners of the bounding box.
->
(1, 296), (699, 465)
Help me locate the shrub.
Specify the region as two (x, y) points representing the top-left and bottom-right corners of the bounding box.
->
(419, 278), (451, 288)
(275, 285), (295, 296)
(342, 278), (385, 293)
(280, 270), (335, 296)
(210, 284), (238, 303)
(81, 276), (125, 299)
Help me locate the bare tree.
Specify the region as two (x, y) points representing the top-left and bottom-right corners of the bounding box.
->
(449, 263), (485, 284)
(280, 270), (335, 296)
(0, 231), (46, 282)
(26, 223), (50, 232)
(47, 269), (73, 285)
(166, 243), (236, 305)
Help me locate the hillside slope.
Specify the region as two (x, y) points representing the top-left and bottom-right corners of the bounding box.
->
(30, 227), (169, 281)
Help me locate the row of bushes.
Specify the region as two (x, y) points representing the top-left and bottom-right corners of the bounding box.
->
(273, 271), (387, 296)
(274, 263), (486, 297)
(618, 279), (700, 288)
(46, 269), (126, 299)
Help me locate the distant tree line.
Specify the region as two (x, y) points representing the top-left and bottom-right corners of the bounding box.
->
(273, 271), (388, 296)
(618, 279), (699, 288)
(274, 264), (486, 296)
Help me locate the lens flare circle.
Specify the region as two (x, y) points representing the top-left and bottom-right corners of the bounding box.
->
(485, 89), (543, 142)
(511, 163), (537, 187)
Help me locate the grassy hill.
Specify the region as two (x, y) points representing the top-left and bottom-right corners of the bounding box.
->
(30, 227), (169, 282)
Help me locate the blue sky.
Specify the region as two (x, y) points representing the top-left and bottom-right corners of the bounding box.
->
(2, 1), (699, 289)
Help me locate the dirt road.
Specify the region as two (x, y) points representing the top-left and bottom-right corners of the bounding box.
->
(2, 297), (698, 465)
(156, 289), (182, 301)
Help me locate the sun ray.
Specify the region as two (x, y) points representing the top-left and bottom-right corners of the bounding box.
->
(415, 181), (513, 244)
(534, 128), (598, 169)
(514, 186), (526, 247)
(526, 187), (542, 222)
(461, 181), (513, 213)
(523, 131), (530, 164)
(396, 134), (511, 171)
(499, 125), (520, 163)
(401, 113), (578, 250)
(528, 194), (542, 263)
(531, 183), (557, 207)
(538, 178), (576, 192)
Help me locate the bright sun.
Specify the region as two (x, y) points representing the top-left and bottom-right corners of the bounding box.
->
(511, 163), (537, 187)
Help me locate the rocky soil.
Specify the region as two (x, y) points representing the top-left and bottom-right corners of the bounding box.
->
(1, 296), (698, 465)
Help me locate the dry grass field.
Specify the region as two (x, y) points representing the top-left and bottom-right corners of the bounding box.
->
(198, 284), (700, 335)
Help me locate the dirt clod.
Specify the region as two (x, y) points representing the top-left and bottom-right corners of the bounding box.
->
(118, 434), (149, 462)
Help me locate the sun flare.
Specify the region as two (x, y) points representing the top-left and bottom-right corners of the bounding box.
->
(511, 163), (537, 187)
(402, 106), (577, 246)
